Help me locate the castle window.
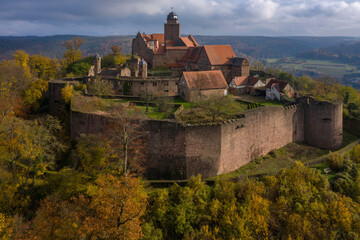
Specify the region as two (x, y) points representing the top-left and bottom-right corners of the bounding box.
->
(164, 90), (169, 92)
(164, 82), (169, 86)
(141, 82), (144, 85)
(153, 82), (157, 86)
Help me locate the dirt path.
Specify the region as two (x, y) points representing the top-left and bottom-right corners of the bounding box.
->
(305, 139), (360, 167)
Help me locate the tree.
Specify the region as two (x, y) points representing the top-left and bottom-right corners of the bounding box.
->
(195, 95), (244, 123)
(28, 54), (60, 80)
(251, 61), (264, 71)
(89, 174), (148, 239)
(0, 213), (13, 239)
(71, 134), (113, 177)
(140, 91), (155, 113)
(111, 45), (122, 55)
(316, 75), (337, 96)
(155, 97), (174, 118)
(86, 78), (114, 96)
(27, 174), (147, 240)
(106, 106), (147, 176)
(22, 79), (48, 110)
(61, 82), (74, 104)
(0, 116), (65, 214)
(62, 37), (85, 64)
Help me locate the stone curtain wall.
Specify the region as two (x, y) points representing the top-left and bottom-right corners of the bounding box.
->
(68, 98), (343, 179)
(70, 110), (109, 140)
(218, 105), (304, 176)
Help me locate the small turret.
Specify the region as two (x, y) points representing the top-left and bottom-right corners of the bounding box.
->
(94, 54), (101, 75)
(139, 59), (148, 79)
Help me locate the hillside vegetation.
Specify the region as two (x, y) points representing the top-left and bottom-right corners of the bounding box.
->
(0, 35), (356, 61)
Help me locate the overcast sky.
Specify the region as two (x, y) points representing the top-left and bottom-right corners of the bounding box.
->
(1, 0), (360, 36)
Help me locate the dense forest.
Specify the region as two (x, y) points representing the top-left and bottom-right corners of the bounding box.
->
(1, 39), (360, 239)
(0, 35), (357, 62)
(297, 41), (360, 65)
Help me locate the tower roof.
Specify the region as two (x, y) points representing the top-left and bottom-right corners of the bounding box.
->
(167, 11), (178, 20)
(95, 53), (101, 59)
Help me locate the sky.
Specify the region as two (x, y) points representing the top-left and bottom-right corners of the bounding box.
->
(1, 0), (360, 36)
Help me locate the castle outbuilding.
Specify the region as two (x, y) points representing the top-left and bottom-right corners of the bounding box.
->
(178, 70), (229, 101)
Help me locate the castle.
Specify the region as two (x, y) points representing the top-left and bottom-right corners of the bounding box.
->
(48, 11), (344, 179)
(132, 11), (250, 83)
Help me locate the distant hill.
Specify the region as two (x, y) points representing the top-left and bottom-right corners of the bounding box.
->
(297, 41), (360, 65)
(0, 35), (357, 62)
(0, 35), (133, 59)
(195, 36), (355, 60)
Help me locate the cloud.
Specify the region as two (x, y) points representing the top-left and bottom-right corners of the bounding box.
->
(1, 0), (360, 36)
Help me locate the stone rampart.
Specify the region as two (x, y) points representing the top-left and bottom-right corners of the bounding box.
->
(68, 97), (343, 179)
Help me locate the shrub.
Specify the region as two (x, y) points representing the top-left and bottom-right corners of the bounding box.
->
(326, 152), (345, 171)
(86, 79), (114, 96)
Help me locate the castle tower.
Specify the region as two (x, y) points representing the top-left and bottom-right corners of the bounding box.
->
(139, 59), (148, 79)
(164, 10), (180, 44)
(94, 54), (101, 75)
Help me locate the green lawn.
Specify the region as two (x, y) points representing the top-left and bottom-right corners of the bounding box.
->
(136, 106), (167, 119)
(172, 97), (193, 109)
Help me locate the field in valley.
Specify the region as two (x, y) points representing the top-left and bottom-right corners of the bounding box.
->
(266, 58), (360, 78)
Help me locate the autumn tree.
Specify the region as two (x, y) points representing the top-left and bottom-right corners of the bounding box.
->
(0, 116), (65, 214)
(70, 134), (113, 177)
(62, 37), (85, 65)
(0, 213), (13, 239)
(23, 79), (48, 110)
(106, 106), (147, 176)
(61, 82), (74, 104)
(111, 45), (122, 55)
(28, 54), (60, 80)
(27, 174), (147, 240)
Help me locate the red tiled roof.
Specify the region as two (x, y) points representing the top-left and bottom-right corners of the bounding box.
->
(232, 76), (248, 86)
(180, 35), (199, 47)
(265, 79), (289, 91)
(182, 70), (228, 90)
(179, 47), (203, 63)
(145, 33), (164, 43)
(203, 45), (236, 65)
(247, 76), (261, 87)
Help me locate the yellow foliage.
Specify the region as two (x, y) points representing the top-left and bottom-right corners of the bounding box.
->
(23, 79), (48, 109)
(351, 144), (360, 163)
(0, 213), (13, 240)
(13, 50), (32, 80)
(61, 82), (74, 104)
